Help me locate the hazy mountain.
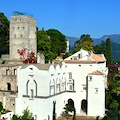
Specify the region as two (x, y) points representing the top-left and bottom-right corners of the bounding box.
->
(66, 34), (120, 61)
(93, 34), (120, 45)
(66, 34), (120, 46)
(66, 36), (78, 47)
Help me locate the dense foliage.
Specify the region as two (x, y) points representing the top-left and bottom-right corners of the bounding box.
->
(12, 107), (35, 120)
(37, 28), (54, 62)
(46, 29), (67, 56)
(0, 13), (9, 57)
(94, 38), (112, 64)
(105, 64), (120, 120)
(74, 34), (94, 52)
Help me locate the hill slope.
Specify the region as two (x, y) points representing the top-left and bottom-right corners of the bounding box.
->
(66, 34), (120, 61)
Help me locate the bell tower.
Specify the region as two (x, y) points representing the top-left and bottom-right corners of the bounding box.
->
(9, 12), (37, 63)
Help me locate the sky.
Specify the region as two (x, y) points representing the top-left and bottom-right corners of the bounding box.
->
(1, 0), (120, 38)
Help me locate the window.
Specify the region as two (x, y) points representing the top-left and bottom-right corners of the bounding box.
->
(68, 79), (74, 91)
(74, 58), (77, 60)
(14, 34), (16, 38)
(95, 88), (98, 94)
(6, 69), (10, 75)
(31, 89), (34, 98)
(56, 78), (60, 93)
(69, 72), (72, 79)
(14, 69), (17, 75)
(7, 83), (11, 90)
(78, 54), (81, 59)
(83, 86), (86, 90)
(20, 34), (23, 38)
(61, 76), (66, 91)
(56, 84), (60, 93)
(70, 85), (73, 90)
(29, 68), (33, 72)
(89, 76), (92, 81)
(50, 79), (55, 95)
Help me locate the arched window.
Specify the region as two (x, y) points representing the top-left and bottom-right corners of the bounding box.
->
(68, 98), (74, 108)
(26, 79), (37, 97)
(61, 77), (66, 91)
(7, 83), (11, 91)
(49, 79), (55, 95)
(14, 69), (17, 75)
(6, 69), (10, 75)
(56, 78), (60, 93)
(81, 99), (87, 114)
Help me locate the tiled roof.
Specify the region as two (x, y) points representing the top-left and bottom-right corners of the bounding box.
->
(64, 53), (106, 63)
(63, 60), (96, 63)
(88, 70), (105, 75)
(91, 53), (106, 62)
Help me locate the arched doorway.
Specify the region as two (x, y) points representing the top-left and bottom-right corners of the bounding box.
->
(7, 83), (11, 90)
(68, 99), (74, 108)
(81, 99), (87, 114)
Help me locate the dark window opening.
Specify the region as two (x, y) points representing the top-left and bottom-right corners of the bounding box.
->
(68, 99), (74, 108)
(7, 83), (11, 91)
(81, 100), (87, 114)
(69, 72), (72, 79)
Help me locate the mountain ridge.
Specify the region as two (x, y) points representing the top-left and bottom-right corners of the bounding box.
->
(66, 34), (120, 61)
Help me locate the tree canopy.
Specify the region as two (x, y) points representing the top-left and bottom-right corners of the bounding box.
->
(0, 13), (9, 56)
(74, 34), (94, 52)
(37, 28), (67, 62)
(37, 28), (54, 62)
(46, 29), (66, 56)
(94, 38), (112, 64)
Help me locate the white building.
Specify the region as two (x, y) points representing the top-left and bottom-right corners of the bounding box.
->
(15, 49), (108, 120)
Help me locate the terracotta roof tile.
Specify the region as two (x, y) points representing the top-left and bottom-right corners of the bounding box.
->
(91, 53), (106, 62)
(88, 70), (105, 75)
(63, 60), (96, 63)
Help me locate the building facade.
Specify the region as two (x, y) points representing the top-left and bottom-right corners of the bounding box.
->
(0, 12), (37, 113)
(0, 13), (108, 120)
(15, 49), (108, 120)
(10, 12), (37, 62)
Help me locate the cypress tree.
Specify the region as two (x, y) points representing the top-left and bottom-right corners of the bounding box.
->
(105, 38), (112, 64)
(53, 101), (56, 120)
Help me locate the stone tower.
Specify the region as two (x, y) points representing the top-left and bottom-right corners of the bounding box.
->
(9, 12), (37, 62)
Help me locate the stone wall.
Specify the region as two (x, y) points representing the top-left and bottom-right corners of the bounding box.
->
(0, 65), (17, 91)
(0, 92), (16, 113)
(10, 15), (37, 61)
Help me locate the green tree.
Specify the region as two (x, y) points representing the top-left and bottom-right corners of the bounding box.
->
(64, 103), (74, 114)
(52, 101), (56, 120)
(46, 29), (66, 56)
(96, 116), (99, 120)
(37, 28), (54, 62)
(12, 114), (21, 120)
(94, 39), (112, 64)
(94, 41), (106, 54)
(107, 109), (120, 120)
(0, 102), (3, 112)
(21, 107), (34, 120)
(109, 100), (119, 110)
(72, 108), (76, 120)
(106, 38), (112, 64)
(74, 34), (94, 52)
(105, 65), (120, 119)
(0, 13), (9, 56)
